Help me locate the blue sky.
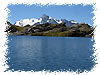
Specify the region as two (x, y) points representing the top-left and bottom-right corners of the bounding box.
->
(8, 4), (94, 26)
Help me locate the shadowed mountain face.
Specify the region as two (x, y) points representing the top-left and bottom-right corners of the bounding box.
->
(5, 20), (94, 37)
(41, 14), (49, 24)
(15, 14), (78, 27)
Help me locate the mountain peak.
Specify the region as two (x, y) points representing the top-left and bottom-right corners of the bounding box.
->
(15, 14), (78, 27)
(42, 14), (48, 16)
(41, 14), (49, 18)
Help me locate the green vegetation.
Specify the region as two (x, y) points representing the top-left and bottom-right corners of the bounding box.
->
(5, 21), (94, 37)
(16, 26), (24, 31)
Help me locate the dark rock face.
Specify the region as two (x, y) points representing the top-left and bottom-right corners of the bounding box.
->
(61, 19), (72, 26)
(5, 21), (94, 37)
(48, 18), (58, 24)
(41, 14), (49, 24)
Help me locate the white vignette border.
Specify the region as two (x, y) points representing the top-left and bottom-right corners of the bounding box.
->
(0, 0), (100, 75)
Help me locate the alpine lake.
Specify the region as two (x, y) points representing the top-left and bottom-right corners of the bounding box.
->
(6, 35), (96, 73)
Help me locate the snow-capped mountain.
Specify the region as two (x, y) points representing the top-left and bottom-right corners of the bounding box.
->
(15, 14), (78, 27)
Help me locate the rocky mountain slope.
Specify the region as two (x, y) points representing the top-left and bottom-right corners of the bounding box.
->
(6, 20), (94, 37)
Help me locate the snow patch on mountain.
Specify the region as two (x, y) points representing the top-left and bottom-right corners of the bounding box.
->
(15, 14), (78, 27)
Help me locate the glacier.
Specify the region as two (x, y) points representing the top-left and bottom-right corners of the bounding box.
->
(15, 14), (78, 27)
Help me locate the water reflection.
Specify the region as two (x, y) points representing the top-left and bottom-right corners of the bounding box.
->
(7, 36), (95, 72)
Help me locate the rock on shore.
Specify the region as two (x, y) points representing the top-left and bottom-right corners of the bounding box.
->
(5, 21), (94, 37)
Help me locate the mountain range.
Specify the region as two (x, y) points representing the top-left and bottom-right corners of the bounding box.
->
(6, 14), (94, 37)
(15, 14), (78, 27)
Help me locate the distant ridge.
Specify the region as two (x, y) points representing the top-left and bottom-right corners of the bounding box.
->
(6, 19), (94, 37)
(15, 14), (78, 27)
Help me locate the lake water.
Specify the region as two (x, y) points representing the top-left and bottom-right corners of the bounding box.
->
(6, 35), (95, 72)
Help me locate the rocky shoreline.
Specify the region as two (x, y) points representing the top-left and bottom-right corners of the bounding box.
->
(5, 21), (94, 37)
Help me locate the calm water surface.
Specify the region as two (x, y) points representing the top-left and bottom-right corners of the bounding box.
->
(6, 35), (95, 72)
